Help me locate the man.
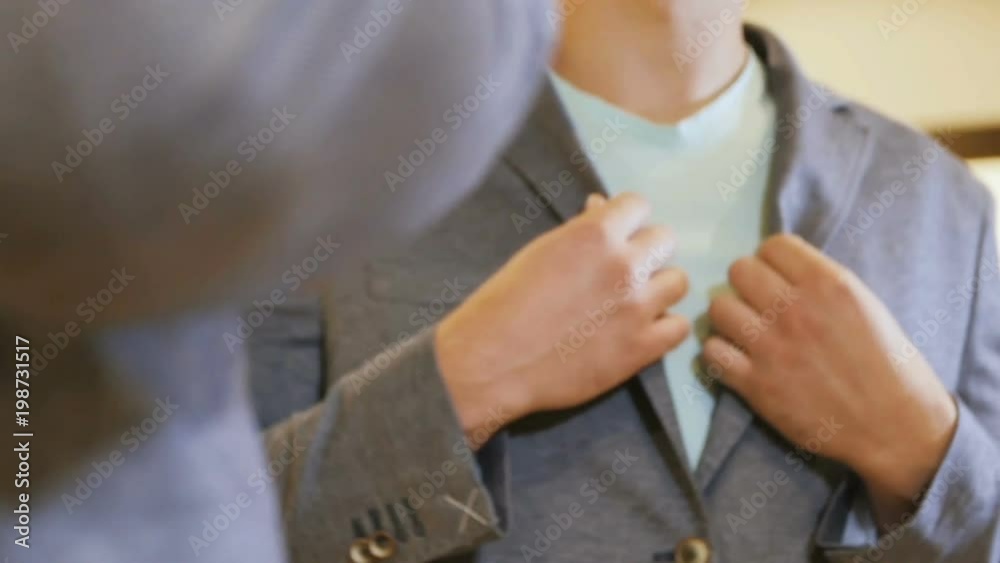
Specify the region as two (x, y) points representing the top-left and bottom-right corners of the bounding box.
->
(250, 1), (1000, 562)
(0, 1), (556, 562)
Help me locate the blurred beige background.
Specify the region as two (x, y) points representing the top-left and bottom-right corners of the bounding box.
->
(747, 0), (1000, 221)
(746, 0), (1000, 129)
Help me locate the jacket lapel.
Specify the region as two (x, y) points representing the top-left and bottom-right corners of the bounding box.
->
(504, 81), (693, 468)
(694, 25), (875, 489)
(502, 81), (606, 221)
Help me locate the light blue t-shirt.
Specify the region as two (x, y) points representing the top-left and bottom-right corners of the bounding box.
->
(551, 51), (776, 468)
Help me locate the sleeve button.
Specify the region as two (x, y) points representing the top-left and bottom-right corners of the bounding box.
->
(369, 531), (398, 560)
(349, 538), (374, 563)
(676, 536), (711, 563)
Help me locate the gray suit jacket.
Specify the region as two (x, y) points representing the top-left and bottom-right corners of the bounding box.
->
(0, 2), (554, 562)
(250, 26), (1000, 563)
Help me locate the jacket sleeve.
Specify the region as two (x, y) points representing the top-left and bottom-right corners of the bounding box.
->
(0, 0), (554, 326)
(818, 193), (1000, 563)
(263, 327), (511, 563)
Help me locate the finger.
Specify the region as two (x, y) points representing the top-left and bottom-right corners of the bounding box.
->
(628, 225), (675, 267)
(587, 192), (651, 241)
(585, 193), (607, 211)
(728, 256), (792, 313)
(638, 314), (690, 355)
(643, 267), (688, 317)
(707, 293), (759, 352)
(757, 233), (836, 284)
(702, 336), (753, 393)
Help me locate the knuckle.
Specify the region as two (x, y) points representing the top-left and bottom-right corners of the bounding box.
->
(776, 306), (804, 332)
(575, 218), (616, 250)
(621, 332), (651, 362)
(728, 256), (754, 285)
(608, 250), (635, 279)
(647, 225), (673, 244)
(668, 268), (690, 298)
(799, 264), (829, 288)
(816, 268), (854, 299)
(673, 316), (693, 339)
(635, 245), (674, 277)
(777, 304), (821, 341)
(777, 232), (806, 246)
(833, 265), (861, 291)
(707, 295), (728, 323)
(619, 289), (646, 316)
(759, 233), (790, 258)
(618, 191), (651, 212)
(650, 322), (687, 354)
(632, 328), (656, 351)
(752, 320), (783, 352)
(759, 232), (808, 263)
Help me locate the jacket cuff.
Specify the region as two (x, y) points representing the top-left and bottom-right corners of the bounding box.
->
(328, 327), (510, 562)
(817, 400), (999, 563)
(475, 431), (512, 532)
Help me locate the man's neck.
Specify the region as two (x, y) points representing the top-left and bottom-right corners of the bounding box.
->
(551, 1), (748, 124)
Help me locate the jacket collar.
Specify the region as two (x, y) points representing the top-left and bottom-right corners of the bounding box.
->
(503, 24), (874, 489)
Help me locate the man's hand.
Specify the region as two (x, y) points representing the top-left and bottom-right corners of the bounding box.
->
(704, 233), (958, 525)
(436, 193), (690, 445)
